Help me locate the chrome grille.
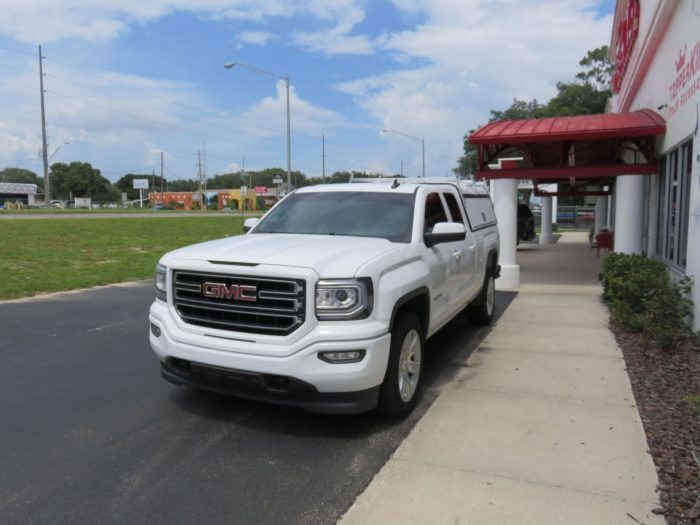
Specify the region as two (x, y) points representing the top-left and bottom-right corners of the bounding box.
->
(173, 271), (305, 336)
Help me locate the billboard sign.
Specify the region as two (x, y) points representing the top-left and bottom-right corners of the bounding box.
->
(133, 179), (149, 189)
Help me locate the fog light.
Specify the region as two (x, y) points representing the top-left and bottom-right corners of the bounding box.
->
(150, 323), (161, 337)
(318, 350), (365, 363)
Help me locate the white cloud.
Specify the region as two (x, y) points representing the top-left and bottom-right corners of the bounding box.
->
(237, 31), (276, 47)
(0, 0), (366, 43)
(337, 0), (613, 176)
(292, 4), (374, 56)
(235, 81), (345, 137)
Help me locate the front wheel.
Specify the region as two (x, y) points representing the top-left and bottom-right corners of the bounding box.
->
(378, 313), (424, 418)
(468, 270), (495, 325)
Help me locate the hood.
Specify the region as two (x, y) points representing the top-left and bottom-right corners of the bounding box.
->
(162, 233), (402, 278)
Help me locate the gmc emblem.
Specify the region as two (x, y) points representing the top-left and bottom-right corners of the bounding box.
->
(202, 282), (257, 302)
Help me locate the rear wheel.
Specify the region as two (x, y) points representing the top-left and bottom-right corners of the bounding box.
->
(378, 313), (424, 417)
(468, 267), (496, 325)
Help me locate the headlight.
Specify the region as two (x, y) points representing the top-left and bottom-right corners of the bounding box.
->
(155, 264), (167, 301)
(316, 278), (373, 320)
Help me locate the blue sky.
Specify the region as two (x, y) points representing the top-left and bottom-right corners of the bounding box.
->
(0, 0), (615, 184)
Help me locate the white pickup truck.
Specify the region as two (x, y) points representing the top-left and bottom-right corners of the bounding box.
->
(149, 178), (499, 416)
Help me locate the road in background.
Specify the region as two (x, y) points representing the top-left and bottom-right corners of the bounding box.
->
(0, 283), (510, 525)
(0, 212), (262, 220)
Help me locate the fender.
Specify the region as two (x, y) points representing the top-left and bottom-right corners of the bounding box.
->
(389, 286), (430, 332)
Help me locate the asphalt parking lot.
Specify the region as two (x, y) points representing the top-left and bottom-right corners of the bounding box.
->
(0, 283), (509, 525)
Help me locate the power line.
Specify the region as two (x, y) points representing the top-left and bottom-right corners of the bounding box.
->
(0, 79), (36, 91)
(0, 44), (36, 57)
(45, 89), (282, 149)
(44, 72), (283, 143)
(44, 54), (285, 137)
(0, 62), (38, 74)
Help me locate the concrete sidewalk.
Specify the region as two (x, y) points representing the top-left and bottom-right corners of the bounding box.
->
(340, 232), (664, 525)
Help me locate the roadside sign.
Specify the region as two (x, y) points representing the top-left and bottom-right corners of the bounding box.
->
(121, 192), (127, 202)
(272, 176), (283, 184)
(255, 186), (267, 194)
(241, 185), (248, 196)
(133, 179), (149, 189)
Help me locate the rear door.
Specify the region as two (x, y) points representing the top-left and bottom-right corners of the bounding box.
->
(442, 189), (477, 305)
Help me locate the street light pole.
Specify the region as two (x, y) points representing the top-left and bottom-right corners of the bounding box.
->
(381, 129), (426, 177)
(48, 142), (69, 162)
(38, 45), (50, 203)
(224, 61), (292, 193)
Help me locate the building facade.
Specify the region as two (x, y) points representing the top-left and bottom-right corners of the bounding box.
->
(609, 0), (700, 329)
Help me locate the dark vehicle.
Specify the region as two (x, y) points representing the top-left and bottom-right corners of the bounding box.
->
(517, 204), (536, 243)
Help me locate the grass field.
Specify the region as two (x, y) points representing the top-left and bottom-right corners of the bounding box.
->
(0, 216), (246, 300)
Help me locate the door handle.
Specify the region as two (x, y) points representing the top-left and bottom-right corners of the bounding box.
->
(452, 250), (462, 260)
(468, 244), (476, 252)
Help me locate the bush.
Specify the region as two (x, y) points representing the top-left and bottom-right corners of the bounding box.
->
(602, 253), (695, 349)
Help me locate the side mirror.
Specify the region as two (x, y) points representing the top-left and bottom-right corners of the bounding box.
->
(424, 222), (466, 247)
(243, 218), (259, 233)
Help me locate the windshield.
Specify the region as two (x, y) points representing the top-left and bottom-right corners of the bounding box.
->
(253, 191), (415, 243)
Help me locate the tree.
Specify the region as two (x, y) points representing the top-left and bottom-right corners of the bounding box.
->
(489, 98), (548, 122)
(115, 173), (168, 199)
(49, 162), (116, 200)
(576, 45), (614, 91)
(543, 81), (609, 117)
(169, 179), (198, 192)
(0, 167), (43, 188)
(453, 132), (478, 179)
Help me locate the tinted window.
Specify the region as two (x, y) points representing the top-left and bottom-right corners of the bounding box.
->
(253, 191), (415, 243)
(443, 192), (465, 225)
(424, 192), (448, 233)
(463, 195), (497, 230)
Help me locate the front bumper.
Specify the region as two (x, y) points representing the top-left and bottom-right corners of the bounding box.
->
(149, 300), (392, 413)
(160, 358), (380, 414)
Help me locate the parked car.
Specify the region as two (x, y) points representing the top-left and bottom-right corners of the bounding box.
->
(517, 204), (536, 242)
(149, 178), (500, 416)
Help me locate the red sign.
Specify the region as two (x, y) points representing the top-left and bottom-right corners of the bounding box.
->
(255, 186), (267, 194)
(611, 0), (640, 94)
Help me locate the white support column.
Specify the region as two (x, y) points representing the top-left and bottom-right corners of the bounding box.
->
(539, 196), (553, 244)
(493, 178), (520, 289)
(614, 174), (645, 254)
(552, 190), (558, 229)
(594, 195), (608, 233)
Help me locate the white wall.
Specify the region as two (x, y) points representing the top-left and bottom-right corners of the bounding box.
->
(611, 0), (700, 330)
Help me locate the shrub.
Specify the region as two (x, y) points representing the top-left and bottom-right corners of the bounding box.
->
(602, 253), (695, 349)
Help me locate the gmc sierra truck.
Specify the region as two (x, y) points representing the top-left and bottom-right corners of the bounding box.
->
(149, 178), (499, 416)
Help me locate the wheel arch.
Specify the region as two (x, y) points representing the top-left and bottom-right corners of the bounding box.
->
(389, 287), (430, 334)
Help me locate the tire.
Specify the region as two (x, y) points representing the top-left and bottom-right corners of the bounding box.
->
(468, 267), (496, 325)
(378, 313), (424, 418)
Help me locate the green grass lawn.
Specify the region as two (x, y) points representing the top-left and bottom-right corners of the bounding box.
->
(0, 217), (246, 300)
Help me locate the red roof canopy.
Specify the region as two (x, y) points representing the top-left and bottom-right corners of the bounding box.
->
(469, 109), (665, 145)
(467, 110), (666, 189)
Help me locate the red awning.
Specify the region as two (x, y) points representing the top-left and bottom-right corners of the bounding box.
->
(468, 110), (666, 188)
(469, 109), (665, 145)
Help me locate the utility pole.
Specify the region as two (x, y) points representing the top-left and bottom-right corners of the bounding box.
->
(151, 169), (155, 204)
(160, 151), (164, 195)
(202, 143), (207, 193)
(401, 160), (404, 177)
(322, 134), (326, 184)
(197, 151), (203, 210)
(38, 45), (49, 204)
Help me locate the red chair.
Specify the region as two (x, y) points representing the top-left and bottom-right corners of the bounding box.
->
(594, 231), (614, 257)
